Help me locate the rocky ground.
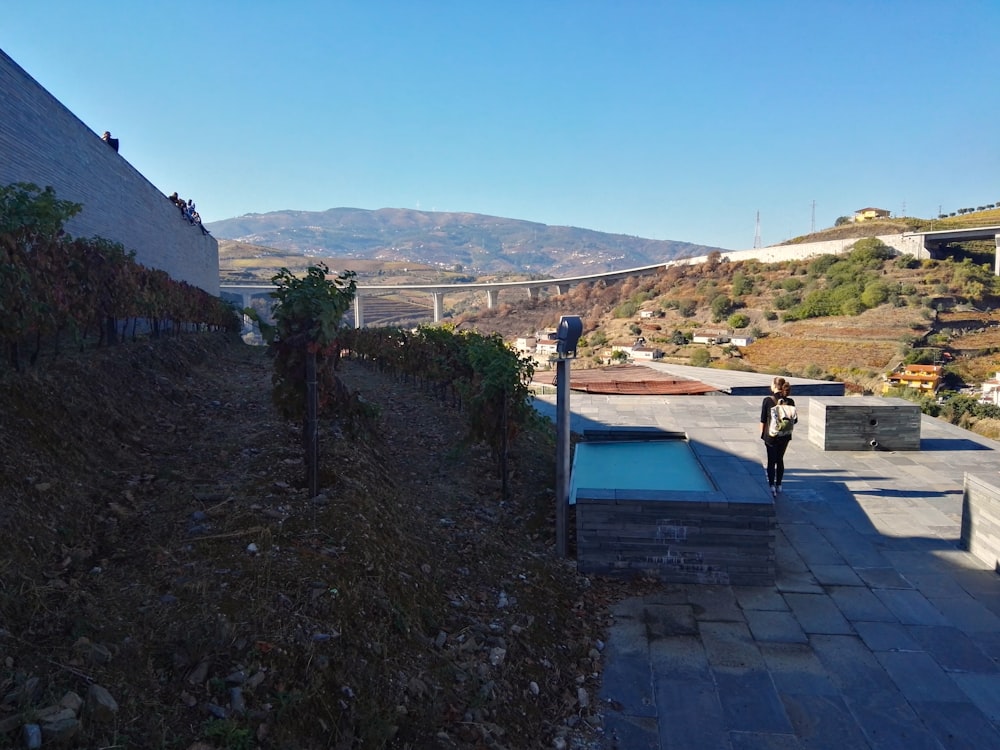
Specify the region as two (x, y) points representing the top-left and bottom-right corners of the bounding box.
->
(0, 334), (628, 749)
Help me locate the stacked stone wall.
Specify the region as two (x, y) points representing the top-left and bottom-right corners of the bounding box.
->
(0, 49), (218, 294)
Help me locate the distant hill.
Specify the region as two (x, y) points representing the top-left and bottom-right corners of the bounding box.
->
(207, 208), (728, 277)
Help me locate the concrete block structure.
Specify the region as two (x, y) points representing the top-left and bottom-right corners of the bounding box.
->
(961, 472), (1000, 570)
(808, 396), (922, 451)
(573, 430), (775, 586)
(0, 49), (218, 294)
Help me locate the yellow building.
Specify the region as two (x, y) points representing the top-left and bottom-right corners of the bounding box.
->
(883, 363), (942, 394)
(854, 207), (891, 222)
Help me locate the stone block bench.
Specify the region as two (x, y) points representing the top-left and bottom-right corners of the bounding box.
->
(961, 472), (1000, 571)
(808, 396), (921, 451)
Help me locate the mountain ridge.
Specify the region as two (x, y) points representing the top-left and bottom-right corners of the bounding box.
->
(207, 207), (729, 276)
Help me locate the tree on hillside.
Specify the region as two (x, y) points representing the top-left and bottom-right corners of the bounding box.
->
(710, 294), (733, 323)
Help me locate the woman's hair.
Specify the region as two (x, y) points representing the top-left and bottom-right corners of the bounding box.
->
(771, 376), (791, 398)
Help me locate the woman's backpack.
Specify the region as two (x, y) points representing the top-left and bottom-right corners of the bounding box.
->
(768, 398), (798, 438)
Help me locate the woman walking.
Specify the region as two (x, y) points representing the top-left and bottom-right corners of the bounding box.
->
(760, 376), (797, 497)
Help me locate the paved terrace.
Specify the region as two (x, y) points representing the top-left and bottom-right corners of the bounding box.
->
(532, 368), (1000, 749)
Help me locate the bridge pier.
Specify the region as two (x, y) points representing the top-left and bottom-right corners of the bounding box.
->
(995, 233), (1000, 277)
(353, 294), (364, 328)
(431, 291), (445, 322)
(556, 283), (570, 295)
(486, 289), (499, 309)
(526, 287), (539, 301)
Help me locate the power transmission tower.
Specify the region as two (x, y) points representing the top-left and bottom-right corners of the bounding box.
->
(753, 211), (761, 249)
(811, 200), (816, 234)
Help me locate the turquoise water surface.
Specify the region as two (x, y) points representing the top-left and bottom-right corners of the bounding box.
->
(569, 440), (712, 503)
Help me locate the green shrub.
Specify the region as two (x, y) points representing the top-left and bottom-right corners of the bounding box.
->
(690, 348), (711, 367)
(613, 301), (639, 318)
(677, 298), (697, 317)
(727, 313), (750, 329)
(710, 294), (733, 323)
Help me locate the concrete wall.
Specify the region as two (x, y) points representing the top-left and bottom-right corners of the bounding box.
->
(675, 233), (927, 268)
(0, 49), (218, 295)
(961, 472), (1000, 570)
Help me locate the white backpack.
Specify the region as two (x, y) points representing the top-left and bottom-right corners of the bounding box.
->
(768, 398), (797, 438)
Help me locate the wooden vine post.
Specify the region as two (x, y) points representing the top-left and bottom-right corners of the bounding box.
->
(305, 349), (319, 497)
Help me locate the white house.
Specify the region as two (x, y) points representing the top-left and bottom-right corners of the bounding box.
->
(630, 346), (664, 360)
(609, 345), (664, 361)
(535, 340), (559, 357)
(981, 372), (1000, 406)
(692, 330), (730, 345)
(731, 335), (755, 347)
(514, 336), (537, 353)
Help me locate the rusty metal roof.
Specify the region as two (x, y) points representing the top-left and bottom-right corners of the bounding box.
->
(533, 364), (717, 395)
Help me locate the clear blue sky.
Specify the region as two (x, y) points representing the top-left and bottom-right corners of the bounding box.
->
(3, 1), (998, 250)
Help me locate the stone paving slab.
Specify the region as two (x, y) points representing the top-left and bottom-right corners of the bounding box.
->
(779, 693), (871, 749)
(685, 585), (744, 622)
(875, 650), (970, 703)
(653, 673), (730, 750)
(873, 588), (949, 626)
(926, 591), (1000, 633)
(699, 621), (766, 670)
(908, 700), (1000, 750)
(807, 563), (864, 587)
(759, 643), (838, 696)
(854, 621), (919, 652)
(733, 586), (790, 612)
(827, 585), (897, 623)
(782, 525), (845, 566)
(783, 593), (854, 635)
(744, 609), (808, 644)
(728, 732), (802, 750)
(842, 691), (947, 750)
(816, 528), (891, 568)
(643, 603), (698, 639)
(906, 625), (999, 673)
(713, 669), (793, 734)
(854, 566), (913, 590)
(950, 673), (1000, 722)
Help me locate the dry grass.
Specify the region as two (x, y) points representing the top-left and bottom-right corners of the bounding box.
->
(0, 335), (613, 749)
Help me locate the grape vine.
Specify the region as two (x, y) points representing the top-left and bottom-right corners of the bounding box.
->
(341, 324), (537, 492)
(0, 182), (240, 370)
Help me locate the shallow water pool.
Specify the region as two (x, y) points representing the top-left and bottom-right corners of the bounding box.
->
(569, 439), (713, 503)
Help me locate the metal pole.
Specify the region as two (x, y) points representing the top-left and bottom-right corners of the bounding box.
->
(555, 357), (570, 557)
(305, 350), (319, 497)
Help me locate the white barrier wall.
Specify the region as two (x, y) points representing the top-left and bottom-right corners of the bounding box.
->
(0, 49), (218, 295)
(675, 233), (927, 268)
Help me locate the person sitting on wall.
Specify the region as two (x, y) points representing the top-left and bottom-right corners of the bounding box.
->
(169, 192), (189, 217)
(101, 131), (119, 152)
(191, 210), (208, 234)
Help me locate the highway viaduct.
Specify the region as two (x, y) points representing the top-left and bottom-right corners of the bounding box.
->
(219, 225), (1000, 328)
(220, 263), (666, 328)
